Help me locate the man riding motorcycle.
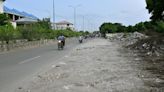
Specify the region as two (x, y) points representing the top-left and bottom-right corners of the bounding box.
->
(57, 35), (65, 49)
(79, 36), (83, 43)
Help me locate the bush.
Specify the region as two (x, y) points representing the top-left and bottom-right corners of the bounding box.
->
(0, 24), (15, 43)
(155, 21), (164, 33)
(54, 30), (80, 38)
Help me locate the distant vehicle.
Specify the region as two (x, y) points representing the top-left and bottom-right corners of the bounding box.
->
(79, 36), (83, 43)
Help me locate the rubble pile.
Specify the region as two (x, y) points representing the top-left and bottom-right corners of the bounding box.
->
(107, 32), (164, 89)
(106, 32), (148, 46)
(106, 32), (164, 57)
(128, 37), (164, 57)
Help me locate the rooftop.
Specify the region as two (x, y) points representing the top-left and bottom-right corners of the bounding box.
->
(3, 6), (38, 20)
(16, 18), (38, 24)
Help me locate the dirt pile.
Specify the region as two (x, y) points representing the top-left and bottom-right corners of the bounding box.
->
(106, 32), (148, 46)
(107, 32), (164, 90)
(106, 32), (164, 57)
(128, 37), (164, 57)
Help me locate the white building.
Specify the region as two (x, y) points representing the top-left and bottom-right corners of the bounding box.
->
(0, 0), (38, 28)
(54, 21), (74, 31)
(0, 0), (5, 13)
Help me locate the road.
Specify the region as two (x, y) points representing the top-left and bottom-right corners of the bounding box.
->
(1, 38), (163, 92)
(0, 38), (83, 92)
(14, 38), (155, 92)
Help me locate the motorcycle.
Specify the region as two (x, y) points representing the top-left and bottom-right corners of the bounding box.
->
(79, 36), (83, 43)
(79, 39), (83, 43)
(58, 40), (64, 50)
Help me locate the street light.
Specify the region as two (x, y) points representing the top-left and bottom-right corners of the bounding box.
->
(53, 0), (56, 29)
(69, 5), (81, 31)
(82, 15), (85, 31)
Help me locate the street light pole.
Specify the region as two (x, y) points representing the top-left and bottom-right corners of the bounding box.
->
(83, 15), (85, 31)
(74, 7), (76, 31)
(69, 5), (81, 31)
(53, 0), (55, 30)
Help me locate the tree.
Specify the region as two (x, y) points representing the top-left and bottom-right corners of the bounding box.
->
(38, 18), (51, 29)
(0, 24), (15, 44)
(0, 14), (9, 26)
(99, 23), (115, 35)
(126, 25), (135, 32)
(154, 20), (164, 32)
(100, 22), (126, 34)
(146, 0), (164, 21)
(134, 22), (146, 32)
(85, 31), (90, 35)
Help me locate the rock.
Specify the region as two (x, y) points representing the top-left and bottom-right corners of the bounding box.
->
(142, 43), (147, 49)
(55, 65), (61, 68)
(135, 58), (141, 61)
(155, 78), (163, 83)
(59, 62), (66, 65)
(147, 51), (153, 56)
(18, 87), (23, 89)
(154, 51), (160, 57)
(52, 65), (56, 68)
(63, 85), (73, 90)
(37, 75), (42, 78)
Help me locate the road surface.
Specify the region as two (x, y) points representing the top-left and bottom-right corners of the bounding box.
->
(13, 38), (161, 92)
(1, 38), (163, 92)
(0, 38), (83, 92)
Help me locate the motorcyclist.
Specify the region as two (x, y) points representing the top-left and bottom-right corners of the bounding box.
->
(57, 34), (65, 46)
(79, 36), (83, 43)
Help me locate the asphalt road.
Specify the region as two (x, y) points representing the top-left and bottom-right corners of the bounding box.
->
(0, 38), (84, 92)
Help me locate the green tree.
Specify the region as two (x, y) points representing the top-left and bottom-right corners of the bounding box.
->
(0, 14), (9, 26)
(38, 18), (51, 30)
(154, 20), (164, 32)
(126, 25), (135, 32)
(0, 24), (15, 44)
(143, 21), (154, 30)
(99, 23), (115, 34)
(146, 0), (164, 21)
(100, 22), (127, 34)
(134, 22), (146, 32)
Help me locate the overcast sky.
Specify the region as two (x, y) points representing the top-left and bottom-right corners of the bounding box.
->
(4, 0), (151, 31)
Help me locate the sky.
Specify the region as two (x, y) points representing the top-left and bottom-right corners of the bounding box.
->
(4, 0), (151, 31)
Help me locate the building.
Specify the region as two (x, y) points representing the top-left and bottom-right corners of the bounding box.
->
(0, 0), (5, 13)
(0, 0), (38, 28)
(53, 21), (74, 30)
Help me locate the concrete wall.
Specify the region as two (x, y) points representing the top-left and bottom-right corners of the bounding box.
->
(0, 1), (4, 13)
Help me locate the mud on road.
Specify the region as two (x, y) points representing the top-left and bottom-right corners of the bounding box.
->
(15, 38), (164, 92)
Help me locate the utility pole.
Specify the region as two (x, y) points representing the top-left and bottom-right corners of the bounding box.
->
(83, 16), (85, 31)
(69, 5), (81, 31)
(74, 7), (76, 31)
(53, 0), (55, 30)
